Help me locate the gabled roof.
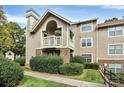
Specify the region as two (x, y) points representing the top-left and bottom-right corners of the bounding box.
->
(5, 51), (14, 55)
(98, 19), (124, 28)
(31, 9), (73, 33)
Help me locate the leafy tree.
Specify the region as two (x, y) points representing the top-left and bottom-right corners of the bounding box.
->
(0, 5), (10, 53)
(0, 24), (14, 53)
(0, 5), (6, 25)
(5, 22), (26, 56)
(104, 17), (118, 23)
(0, 6), (25, 56)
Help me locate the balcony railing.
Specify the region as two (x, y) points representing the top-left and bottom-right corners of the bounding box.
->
(43, 36), (62, 47)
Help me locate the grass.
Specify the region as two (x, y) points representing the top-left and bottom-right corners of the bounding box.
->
(22, 66), (31, 71)
(116, 73), (124, 79)
(21, 66), (103, 85)
(70, 69), (104, 84)
(21, 75), (71, 87)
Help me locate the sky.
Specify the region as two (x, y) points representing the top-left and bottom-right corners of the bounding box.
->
(3, 5), (124, 28)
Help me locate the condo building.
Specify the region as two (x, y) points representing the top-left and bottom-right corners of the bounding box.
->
(26, 9), (124, 73)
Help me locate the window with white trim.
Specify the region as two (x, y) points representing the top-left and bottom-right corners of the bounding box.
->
(109, 44), (123, 55)
(108, 64), (122, 73)
(81, 23), (92, 32)
(108, 26), (123, 37)
(81, 38), (92, 47)
(82, 54), (92, 62)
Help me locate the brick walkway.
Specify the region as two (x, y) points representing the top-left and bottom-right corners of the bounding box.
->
(25, 71), (106, 87)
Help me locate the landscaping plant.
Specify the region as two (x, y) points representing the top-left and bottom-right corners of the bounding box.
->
(0, 56), (24, 87)
(59, 63), (83, 76)
(15, 56), (25, 66)
(84, 62), (99, 70)
(30, 55), (63, 74)
(54, 30), (61, 36)
(70, 56), (84, 64)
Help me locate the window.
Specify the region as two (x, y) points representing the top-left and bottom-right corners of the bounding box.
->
(70, 30), (74, 41)
(109, 64), (122, 73)
(81, 38), (92, 47)
(108, 26), (123, 37)
(109, 44), (123, 55)
(8, 53), (12, 55)
(82, 54), (92, 62)
(81, 23), (92, 32)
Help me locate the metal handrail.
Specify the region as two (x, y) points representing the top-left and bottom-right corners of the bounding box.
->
(100, 67), (124, 87)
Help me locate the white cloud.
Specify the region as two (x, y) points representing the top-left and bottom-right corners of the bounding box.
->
(102, 5), (124, 10)
(6, 13), (26, 27)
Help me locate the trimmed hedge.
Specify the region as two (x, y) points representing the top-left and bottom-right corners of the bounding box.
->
(59, 63), (83, 76)
(84, 63), (99, 70)
(0, 57), (24, 87)
(30, 55), (63, 74)
(70, 56), (84, 64)
(15, 56), (25, 66)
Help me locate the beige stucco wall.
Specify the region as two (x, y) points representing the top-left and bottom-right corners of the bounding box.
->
(26, 28), (41, 64)
(74, 21), (97, 62)
(97, 27), (124, 60)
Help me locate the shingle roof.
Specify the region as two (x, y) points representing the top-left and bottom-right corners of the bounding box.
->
(72, 18), (98, 25)
(98, 19), (124, 28)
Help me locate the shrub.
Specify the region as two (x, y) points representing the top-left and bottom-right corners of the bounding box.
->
(46, 55), (63, 73)
(0, 54), (10, 62)
(84, 63), (99, 70)
(70, 56), (84, 64)
(30, 55), (63, 74)
(59, 63), (83, 76)
(15, 56), (25, 66)
(30, 56), (46, 71)
(0, 57), (24, 87)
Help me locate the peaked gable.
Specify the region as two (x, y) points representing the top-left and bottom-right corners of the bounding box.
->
(31, 10), (72, 33)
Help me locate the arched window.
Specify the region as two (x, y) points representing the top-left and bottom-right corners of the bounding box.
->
(46, 20), (57, 35)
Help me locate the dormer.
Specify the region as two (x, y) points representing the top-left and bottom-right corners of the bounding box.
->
(26, 8), (40, 31)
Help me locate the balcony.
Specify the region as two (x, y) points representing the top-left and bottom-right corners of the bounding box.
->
(43, 36), (62, 48)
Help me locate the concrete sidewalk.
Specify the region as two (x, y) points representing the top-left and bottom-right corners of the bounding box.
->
(25, 71), (106, 87)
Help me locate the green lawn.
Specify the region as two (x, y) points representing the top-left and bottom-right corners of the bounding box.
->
(116, 73), (124, 79)
(22, 67), (104, 85)
(21, 75), (71, 87)
(70, 69), (104, 84)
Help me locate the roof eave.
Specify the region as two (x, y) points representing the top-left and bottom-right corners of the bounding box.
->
(98, 23), (124, 29)
(72, 18), (98, 25)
